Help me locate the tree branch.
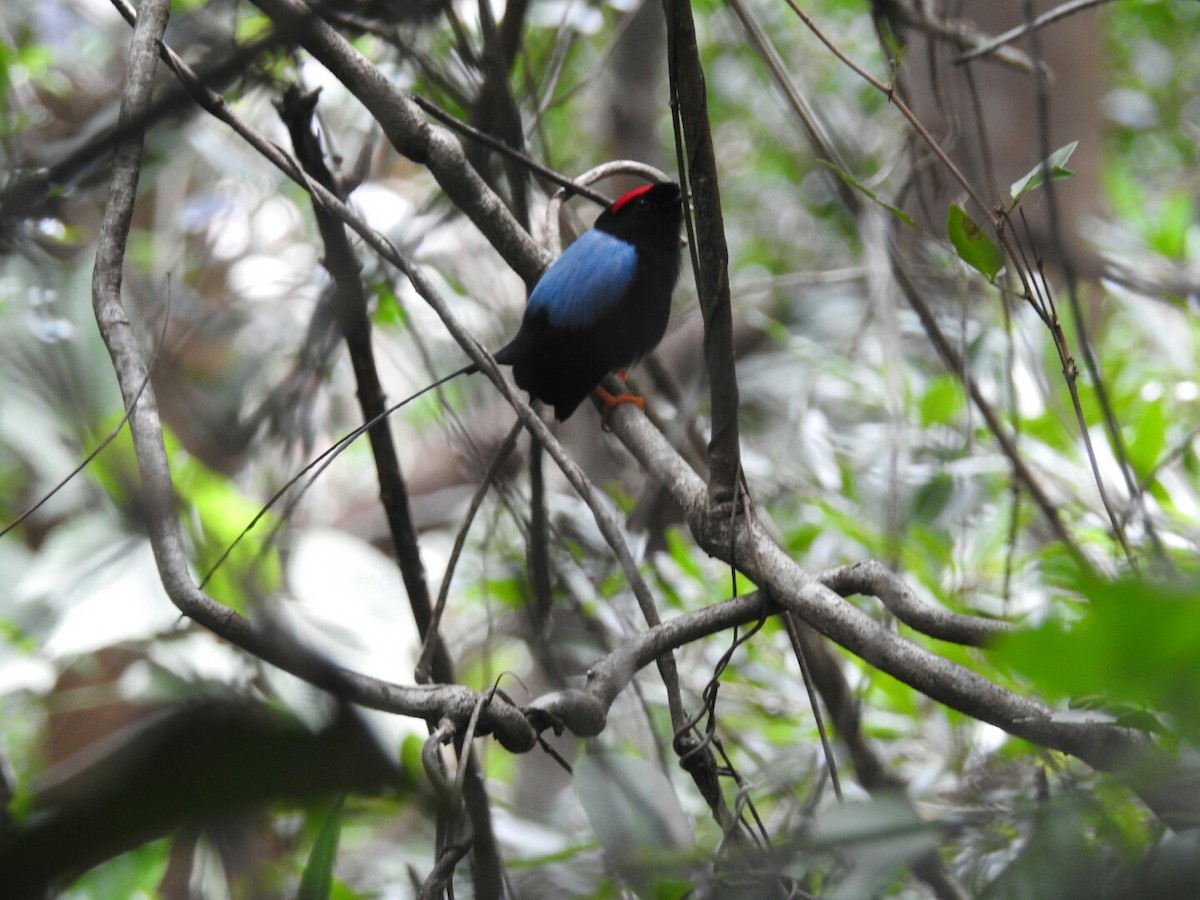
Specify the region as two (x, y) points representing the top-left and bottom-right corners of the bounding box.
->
(819, 560), (1014, 646)
(278, 85), (453, 678)
(91, 0), (1199, 837)
(663, 0), (743, 507)
(250, 0), (550, 286)
(602, 390), (1200, 827)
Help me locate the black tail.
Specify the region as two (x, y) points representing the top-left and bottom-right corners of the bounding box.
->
(383, 362), (478, 418)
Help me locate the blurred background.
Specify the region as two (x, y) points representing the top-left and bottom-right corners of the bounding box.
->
(2, 0), (1200, 895)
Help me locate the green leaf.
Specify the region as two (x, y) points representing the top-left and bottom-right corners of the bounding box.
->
(575, 751), (693, 897)
(652, 881), (692, 900)
(799, 795), (940, 899)
(910, 473), (954, 524)
(64, 838), (172, 899)
(1146, 191), (1194, 260)
(1126, 393), (1167, 478)
(918, 374), (964, 428)
(996, 572), (1200, 736)
(298, 796), (345, 900)
(1010, 141), (1078, 201)
(947, 204), (1005, 281)
(980, 797), (1105, 899)
(818, 160), (915, 226)
(234, 9), (272, 41)
(369, 280), (407, 328)
(173, 450), (283, 612)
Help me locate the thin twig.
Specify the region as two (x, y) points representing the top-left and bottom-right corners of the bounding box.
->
(784, 0), (999, 230)
(419, 418), (523, 678)
(879, 1), (1041, 74)
(725, 0), (860, 213)
(409, 93), (611, 208)
(783, 613), (844, 802)
(887, 250), (1092, 571)
(955, 0), (1115, 65)
(279, 85), (453, 676)
(1019, 0), (1150, 564)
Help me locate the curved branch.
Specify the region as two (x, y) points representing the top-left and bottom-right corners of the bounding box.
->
(527, 593), (767, 736)
(150, 0), (691, 691)
(603, 392), (1200, 826)
(90, 0), (543, 757)
(96, 0), (1198, 833)
(819, 560), (1014, 646)
(94, 0), (696, 760)
(522, 568), (1046, 758)
(250, 0), (550, 285)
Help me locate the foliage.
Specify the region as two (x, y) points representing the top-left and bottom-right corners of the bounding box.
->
(2, 0), (1200, 896)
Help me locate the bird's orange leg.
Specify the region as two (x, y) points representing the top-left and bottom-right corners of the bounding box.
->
(596, 370), (645, 429)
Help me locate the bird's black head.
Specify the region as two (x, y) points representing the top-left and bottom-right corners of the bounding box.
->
(593, 182), (684, 247)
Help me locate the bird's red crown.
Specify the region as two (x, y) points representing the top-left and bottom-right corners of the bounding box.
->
(609, 184), (655, 214)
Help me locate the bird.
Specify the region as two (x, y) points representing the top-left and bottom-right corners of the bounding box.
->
(495, 180), (684, 419)
(397, 181), (684, 421)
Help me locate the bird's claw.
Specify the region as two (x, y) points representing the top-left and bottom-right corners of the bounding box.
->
(596, 385), (645, 430)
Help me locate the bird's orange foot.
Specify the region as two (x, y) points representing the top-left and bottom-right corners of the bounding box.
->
(596, 384), (645, 430)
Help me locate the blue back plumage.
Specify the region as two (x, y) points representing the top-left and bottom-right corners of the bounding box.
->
(527, 229), (637, 329)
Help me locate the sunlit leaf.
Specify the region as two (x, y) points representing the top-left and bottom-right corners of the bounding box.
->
(1010, 141), (1078, 201)
(369, 280), (407, 328)
(918, 374), (964, 427)
(947, 204), (1005, 281)
(1146, 191), (1194, 260)
(996, 572), (1200, 736)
